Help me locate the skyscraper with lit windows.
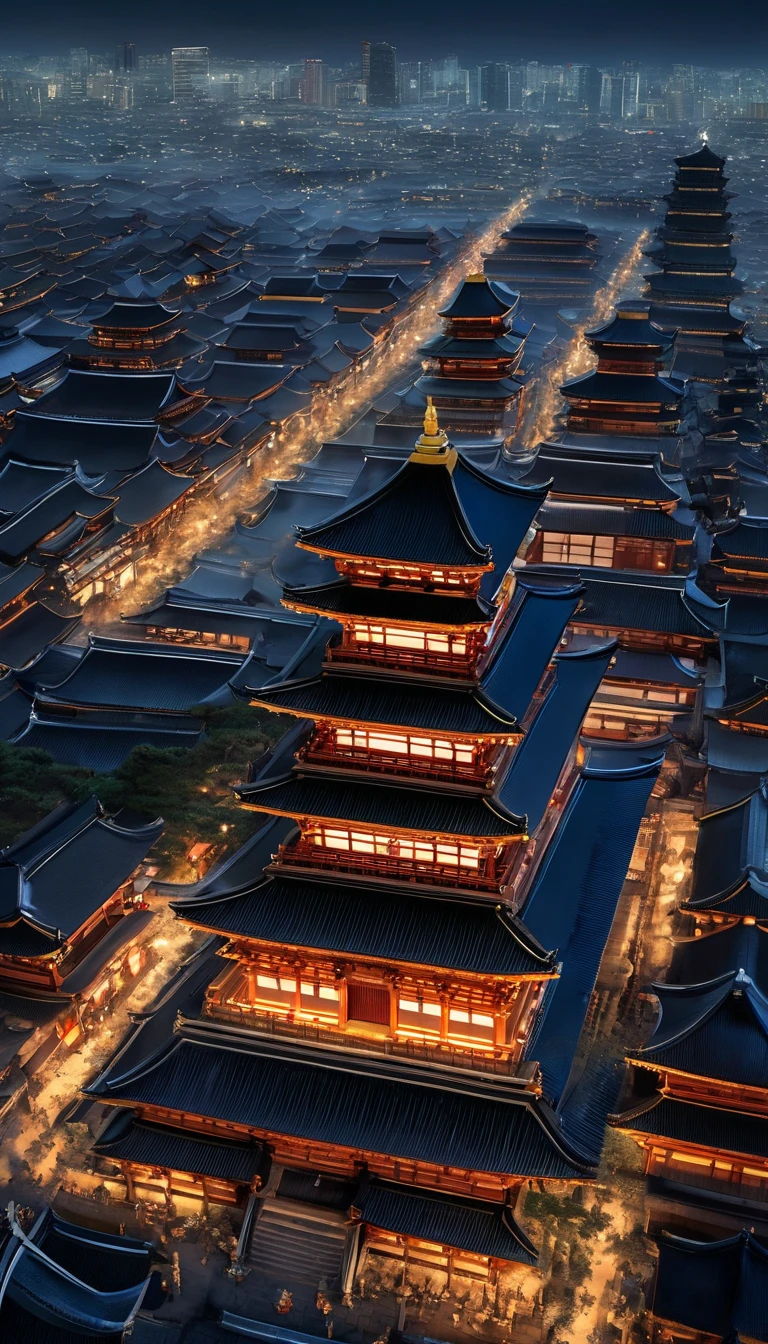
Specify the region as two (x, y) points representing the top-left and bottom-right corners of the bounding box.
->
(302, 58), (326, 106)
(171, 46), (210, 103)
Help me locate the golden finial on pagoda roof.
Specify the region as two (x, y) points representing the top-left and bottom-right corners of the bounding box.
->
(410, 396), (456, 468)
(466, 272), (486, 282)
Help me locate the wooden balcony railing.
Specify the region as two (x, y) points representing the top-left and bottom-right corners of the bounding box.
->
(325, 642), (475, 679)
(581, 712), (668, 742)
(276, 841), (505, 893)
(298, 741), (492, 786)
(204, 1001), (520, 1077)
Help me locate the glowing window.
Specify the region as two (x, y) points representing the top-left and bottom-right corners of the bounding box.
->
(399, 1000), (440, 1017)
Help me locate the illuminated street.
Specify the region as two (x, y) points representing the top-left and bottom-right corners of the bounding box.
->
(0, 910), (204, 1198)
(91, 191), (532, 623)
(522, 227), (650, 446)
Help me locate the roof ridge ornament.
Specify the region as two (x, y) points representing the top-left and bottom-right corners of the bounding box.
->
(410, 396), (456, 469)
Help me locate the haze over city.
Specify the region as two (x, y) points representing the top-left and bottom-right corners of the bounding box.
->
(3, 0), (768, 61)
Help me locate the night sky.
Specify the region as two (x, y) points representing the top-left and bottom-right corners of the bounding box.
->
(6, 0), (768, 64)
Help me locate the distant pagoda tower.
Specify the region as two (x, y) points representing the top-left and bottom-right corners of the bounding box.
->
(645, 144), (751, 381)
(379, 274), (529, 447)
(560, 300), (685, 436)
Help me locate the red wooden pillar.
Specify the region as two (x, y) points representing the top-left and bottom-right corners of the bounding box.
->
(389, 981), (399, 1037)
(439, 995), (450, 1043)
(246, 965), (257, 1004)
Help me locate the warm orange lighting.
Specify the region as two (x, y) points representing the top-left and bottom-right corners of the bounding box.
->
(312, 824), (480, 868)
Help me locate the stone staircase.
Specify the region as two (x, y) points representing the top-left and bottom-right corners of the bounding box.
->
(247, 1196), (349, 1287)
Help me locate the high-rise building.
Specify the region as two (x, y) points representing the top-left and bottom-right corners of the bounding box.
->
(69, 47), (88, 100)
(525, 61), (542, 94)
(302, 58), (326, 106)
(399, 60), (422, 106)
(480, 63), (509, 112)
(113, 79), (135, 110)
(287, 63), (304, 98)
(542, 81), (561, 115)
(432, 54), (459, 91)
(466, 66), (481, 108)
(601, 73), (626, 120)
(171, 47), (210, 103)
(507, 65), (525, 111)
(666, 63), (695, 121)
(115, 42), (136, 73)
(578, 65), (603, 113)
(333, 80), (366, 107)
(210, 72), (242, 102)
(134, 53), (172, 104)
(562, 64), (581, 99)
(366, 41), (398, 107)
(622, 72), (640, 118)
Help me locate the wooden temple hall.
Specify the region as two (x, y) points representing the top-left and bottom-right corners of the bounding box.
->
(611, 773), (768, 1246)
(83, 405), (666, 1284)
(0, 799), (160, 1119)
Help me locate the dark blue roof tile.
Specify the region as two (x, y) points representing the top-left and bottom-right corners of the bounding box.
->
(175, 870), (553, 976)
(87, 1022), (595, 1179)
(652, 1228), (768, 1339)
(521, 740), (666, 1104)
(355, 1179), (537, 1265)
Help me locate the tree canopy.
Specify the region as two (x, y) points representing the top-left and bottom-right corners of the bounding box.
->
(0, 703), (287, 876)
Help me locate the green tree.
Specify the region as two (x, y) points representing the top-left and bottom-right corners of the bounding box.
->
(0, 703), (287, 874)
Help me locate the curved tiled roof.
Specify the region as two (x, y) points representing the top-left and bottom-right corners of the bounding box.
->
(247, 669), (518, 736)
(298, 455), (491, 569)
(174, 870), (553, 976)
(237, 769), (526, 838)
(86, 1018), (596, 1179)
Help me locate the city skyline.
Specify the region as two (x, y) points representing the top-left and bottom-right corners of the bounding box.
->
(5, 40), (768, 123)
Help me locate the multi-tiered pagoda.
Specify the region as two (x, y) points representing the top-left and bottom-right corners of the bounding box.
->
(379, 276), (529, 447)
(519, 301), (694, 590)
(560, 301), (685, 438)
(517, 300), (704, 742)
(645, 144), (750, 382)
(85, 407), (663, 1286)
